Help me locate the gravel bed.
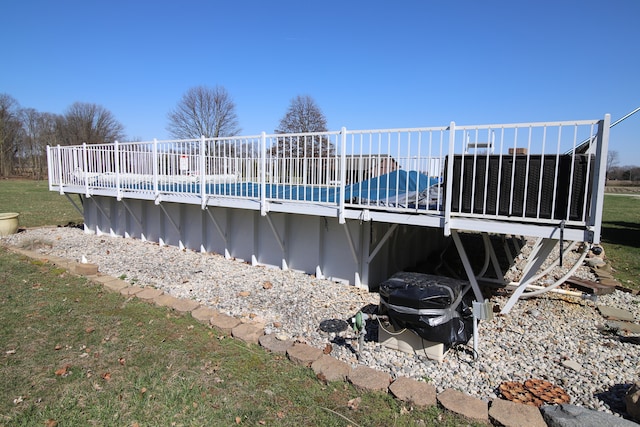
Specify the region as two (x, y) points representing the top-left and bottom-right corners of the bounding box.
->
(2, 227), (639, 414)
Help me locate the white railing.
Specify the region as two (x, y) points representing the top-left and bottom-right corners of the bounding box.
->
(47, 116), (610, 239)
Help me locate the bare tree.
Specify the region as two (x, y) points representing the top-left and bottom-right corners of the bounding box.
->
(606, 150), (619, 180)
(57, 102), (125, 145)
(166, 86), (241, 139)
(0, 94), (23, 177)
(271, 95), (333, 158)
(20, 109), (59, 179)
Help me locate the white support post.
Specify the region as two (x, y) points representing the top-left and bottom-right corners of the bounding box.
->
(56, 145), (64, 195)
(589, 114), (611, 244)
(444, 122), (456, 236)
(153, 138), (159, 197)
(260, 132), (268, 216)
(200, 135), (207, 209)
(338, 127), (347, 224)
(82, 143), (90, 197)
(114, 141), (122, 200)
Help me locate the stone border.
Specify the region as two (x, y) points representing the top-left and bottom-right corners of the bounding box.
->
(7, 244), (637, 426)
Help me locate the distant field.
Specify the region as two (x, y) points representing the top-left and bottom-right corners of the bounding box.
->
(1, 179), (638, 290)
(0, 178), (83, 227)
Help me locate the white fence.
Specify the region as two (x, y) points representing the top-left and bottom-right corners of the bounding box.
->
(48, 116), (610, 242)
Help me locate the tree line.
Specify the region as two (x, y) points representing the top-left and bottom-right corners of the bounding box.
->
(0, 87), (329, 179)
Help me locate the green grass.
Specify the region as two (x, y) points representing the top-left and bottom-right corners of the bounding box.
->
(0, 179), (83, 228)
(600, 194), (640, 290)
(0, 248), (475, 426)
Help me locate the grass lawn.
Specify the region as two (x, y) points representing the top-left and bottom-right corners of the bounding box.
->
(600, 194), (640, 291)
(0, 179), (83, 228)
(0, 179), (480, 425)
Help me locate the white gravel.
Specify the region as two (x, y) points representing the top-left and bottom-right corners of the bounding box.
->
(2, 226), (639, 414)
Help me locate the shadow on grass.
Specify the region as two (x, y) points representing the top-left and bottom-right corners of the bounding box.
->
(601, 222), (640, 248)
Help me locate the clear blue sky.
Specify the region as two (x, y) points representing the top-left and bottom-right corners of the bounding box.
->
(2, 1), (639, 165)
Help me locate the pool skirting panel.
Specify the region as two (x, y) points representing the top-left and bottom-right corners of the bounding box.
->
(82, 195), (448, 288)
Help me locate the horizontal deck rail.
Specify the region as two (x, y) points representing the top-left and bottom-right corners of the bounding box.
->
(47, 116), (610, 243)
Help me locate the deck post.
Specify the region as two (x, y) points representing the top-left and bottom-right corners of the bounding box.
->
(153, 139), (159, 197)
(589, 114), (611, 244)
(338, 127), (347, 224)
(82, 143), (90, 197)
(200, 135), (207, 208)
(114, 141), (122, 200)
(260, 132), (268, 216)
(443, 122), (456, 236)
(56, 145), (64, 195)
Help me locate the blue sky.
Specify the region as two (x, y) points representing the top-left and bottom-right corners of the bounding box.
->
(2, 1), (639, 165)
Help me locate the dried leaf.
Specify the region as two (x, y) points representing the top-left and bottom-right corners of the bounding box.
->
(54, 344), (62, 350)
(235, 416), (241, 424)
(140, 387), (147, 395)
(55, 365), (70, 376)
(101, 372), (111, 381)
(258, 421), (266, 425)
(347, 397), (361, 411)
(238, 291), (250, 297)
(119, 357), (126, 365)
(85, 327), (95, 333)
(262, 281), (273, 290)
(276, 411), (285, 419)
(323, 343), (333, 354)
(45, 419), (58, 427)
(6, 349), (16, 355)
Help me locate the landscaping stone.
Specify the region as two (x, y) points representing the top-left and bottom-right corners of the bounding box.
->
(190, 306), (217, 324)
(437, 388), (488, 423)
(607, 321), (640, 334)
(286, 343), (323, 367)
(348, 365), (391, 393)
(562, 359), (583, 372)
(598, 305), (635, 322)
(94, 276), (129, 292)
(135, 287), (164, 301)
(389, 376), (436, 407)
(154, 293), (182, 308)
(231, 323), (264, 345)
(489, 398), (546, 427)
(209, 311), (241, 334)
(541, 404), (639, 427)
(171, 298), (200, 313)
(120, 285), (144, 296)
(73, 262), (98, 276)
(311, 354), (351, 383)
(626, 382), (640, 423)
(259, 334), (294, 354)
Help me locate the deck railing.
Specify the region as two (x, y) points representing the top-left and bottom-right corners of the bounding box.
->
(47, 116), (610, 241)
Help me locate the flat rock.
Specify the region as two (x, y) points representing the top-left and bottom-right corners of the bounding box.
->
(231, 323), (264, 345)
(389, 376), (436, 407)
(286, 343), (323, 367)
(120, 285), (144, 296)
(598, 305), (636, 322)
(73, 262), (98, 276)
(96, 277), (129, 292)
(259, 334), (294, 354)
(562, 359), (583, 372)
(171, 298), (200, 313)
(607, 321), (640, 334)
(135, 287), (164, 301)
(541, 403), (639, 427)
(311, 354), (351, 383)
(348, 365), (391, 393)
(154, 293), (182, 308)
(190, 306), (217, 324)
(437, 388), (488, 422)
(209, 311), (241, 334)
(489, 398), (546, 427)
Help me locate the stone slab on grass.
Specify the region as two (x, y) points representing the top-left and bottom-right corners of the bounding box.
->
(311, 355), (351, 383)
(97, 277), (129, 293)
(210, 311), (242, 335)
(171, 298), (200, 313)
(73, 262), (99, 276)
(120, 286), (144, 296)
(348, 365), (391, 393)
(286, 343), (323, 367)
(489, 398), (546, 427)
(136, 288), (164, 301)
(154, 294), (182, 308)
(389, 376), (436, 407)
(231, 323), (264, 345)
(259, 334), (294, 354)
(437, 388), (488, 423)
(190, 306), (218, 325)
